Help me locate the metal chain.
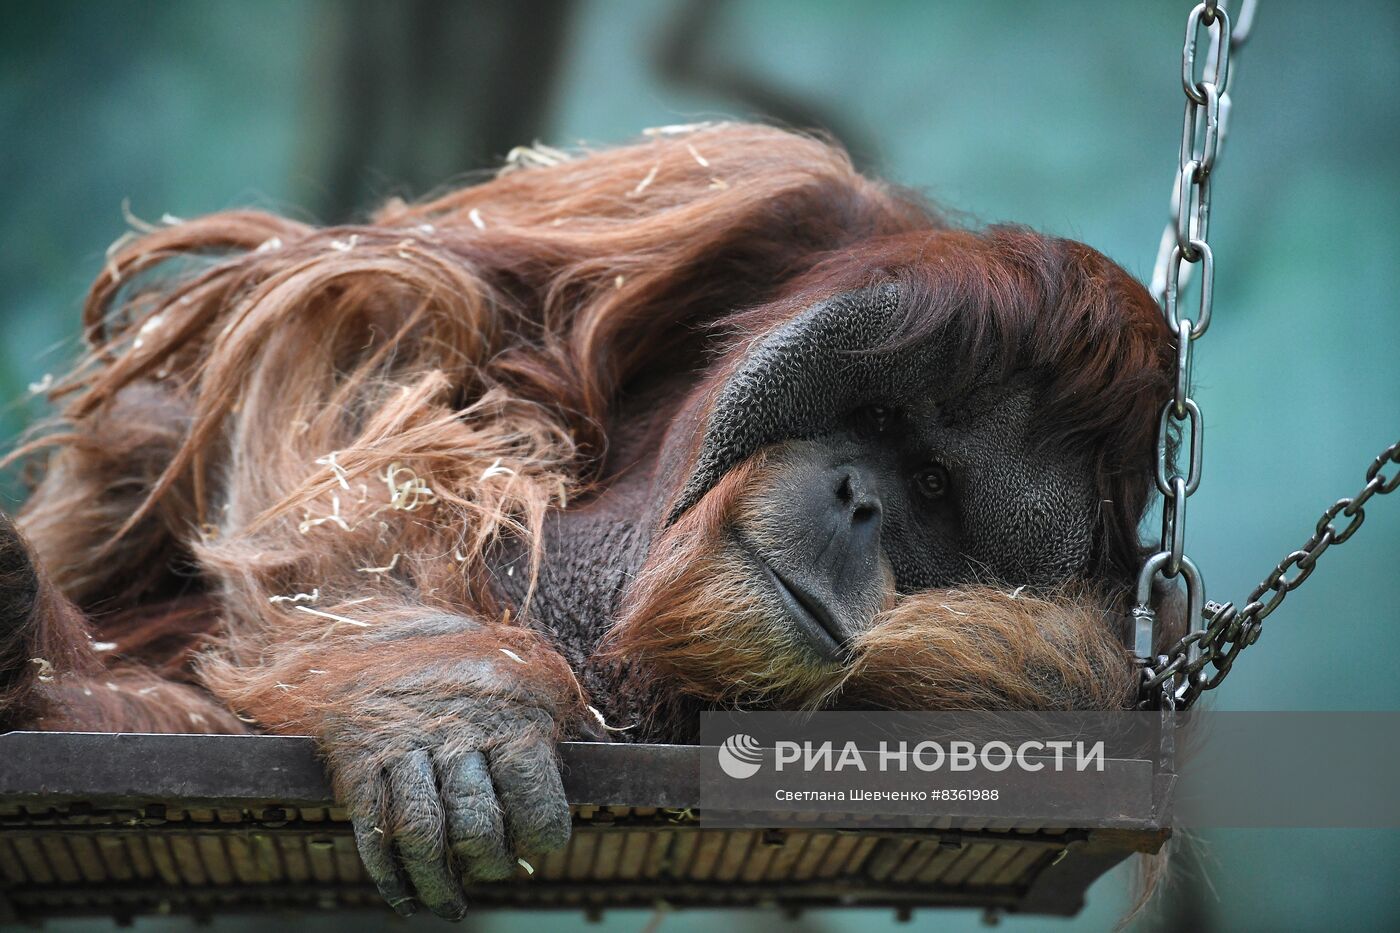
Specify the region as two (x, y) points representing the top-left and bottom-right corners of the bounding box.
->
(1130, 1), (1255, 678)
(1141, 441), (1400, 707)
(1133, 2), (1399, 707)
(1148, 0), (1255, 304)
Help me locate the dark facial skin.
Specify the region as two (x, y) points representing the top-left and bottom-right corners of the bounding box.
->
(728, 435), (892, 660)
(496, 287), (1102, 713)
(725, 387), (1097, 665)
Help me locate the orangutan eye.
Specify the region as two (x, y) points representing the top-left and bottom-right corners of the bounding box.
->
(860, 405), (891, 432)
(913, 463), (951, 501)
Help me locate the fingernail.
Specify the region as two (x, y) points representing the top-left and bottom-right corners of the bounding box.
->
(391, 899), (417, 917)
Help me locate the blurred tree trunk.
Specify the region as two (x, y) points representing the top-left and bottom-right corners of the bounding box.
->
(298, 0), (575, 221)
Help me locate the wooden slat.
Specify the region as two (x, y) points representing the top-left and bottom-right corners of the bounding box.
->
(942, 842), (997, 886)
(640, 829), (674, 880)
(195, 834), (234, 885)
(814, 834), (861, 879)
(836, 834), (880, 878)
(0, 731), (1170, 922)
(614, 830), (651, 879)
(144, 836), (182, 886)
(737, 834), (778, 882)
(790, 833), (835, 880)
(251, 833), (283, 882)
(913, 845), (962, 884)
(37, 837), (81, 884)
(713, 830), (755, 882)
(863, 836), (916, 881)
(305, 837), (336, 883)
(664, 829), (699, 879)
(224, 835), (262, 884)
(686, 830), (727, 880)
(0, 837), (30, 885)
(889, 839), (942, 883)
(65, 836), (107, 883)
(761, 831), (812, 881)
(565, 829), (598, 880)
(993, 844), (1048, 887)
(967, 843), (1021, 886)
(591, 828), (625, 881)
(99, 836), (137, 881)
(276, 833), (309, 883)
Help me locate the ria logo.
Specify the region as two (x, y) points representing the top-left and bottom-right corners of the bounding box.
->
(717, 733), (763, 779)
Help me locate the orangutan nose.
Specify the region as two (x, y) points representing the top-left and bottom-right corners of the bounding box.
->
(811, 462), (884, 597)
(835, 464), (883, 529)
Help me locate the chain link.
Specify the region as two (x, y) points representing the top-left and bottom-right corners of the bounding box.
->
(1123, 1), (1390, 708)
(1150, 1), (1254, 303)
(1134, 4), (1399, 708)
(1131, 1), (1252, 669)
(1140, 441), (1400, 706)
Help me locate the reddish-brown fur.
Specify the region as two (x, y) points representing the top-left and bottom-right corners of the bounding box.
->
(1, 124), (1172, 739)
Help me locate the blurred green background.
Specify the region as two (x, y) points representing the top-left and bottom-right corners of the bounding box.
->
(2, 0), (1397, 931)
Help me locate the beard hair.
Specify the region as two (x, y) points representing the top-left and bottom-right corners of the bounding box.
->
(603, 449), (1135, 712)
(601, 452), (848, 706)
(841, 586), (1135, 711)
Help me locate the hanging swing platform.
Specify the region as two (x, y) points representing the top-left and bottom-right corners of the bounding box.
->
(0, 731), (1170, 924)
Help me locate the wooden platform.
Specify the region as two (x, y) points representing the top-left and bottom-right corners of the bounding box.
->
(0, 732), (1170, 923)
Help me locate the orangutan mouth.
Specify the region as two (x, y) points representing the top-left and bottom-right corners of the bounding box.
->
(759, 559), (851, 662)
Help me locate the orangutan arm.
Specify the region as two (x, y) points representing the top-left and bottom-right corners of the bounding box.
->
(206, 614), (591, 919)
